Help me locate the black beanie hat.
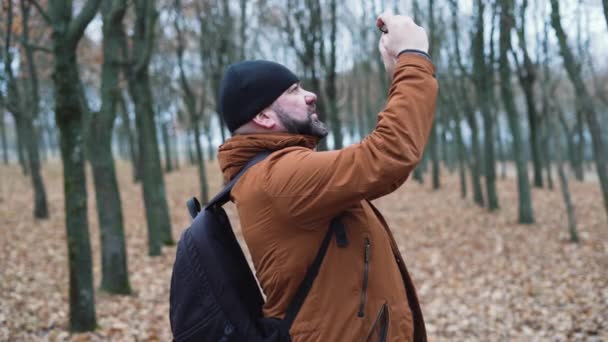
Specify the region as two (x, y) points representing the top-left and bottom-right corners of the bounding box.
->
(219, 60), (299, 132)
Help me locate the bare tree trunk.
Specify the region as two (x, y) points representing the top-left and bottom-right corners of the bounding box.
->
(171, 120), (180, 169)
(455, 119), (468, 198)
(18, 0), (49, 219)
(2, 1), (48, 216)
(449, 0), (483, 205)
(446, 88), (468, 198)
(514, 0), (543, 188)
(551, 0), (608, 220)
(324, 0), (342, 150)
(239, 0), (247, 60)
(552, 110), (578, 242)
(126, 0), (174, 256)
(118, 92), (140, 182)
(499, 0), (535, 224)
(193, 120), (209, 204)
(185, 130), (194, 165)
(474, 0), (498, 209)
(0, 111), (7, 164)
(205, 122), (215, 161)
(86, 0), (132, 295)
(574, 111), (585, 181)
(14, 114), (29, 175)
(161, 120), (173, 173)
(496, 114), (507, 180)
(175, 0), (210, 203)
(428, 0), (440, 190)
(603, 0), (608, 31)
(46, 0), (103, 331)
(540, 24), (554, 191)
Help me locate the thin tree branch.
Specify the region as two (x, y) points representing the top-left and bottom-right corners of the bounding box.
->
(26, 0), (52, 25)
(19, 38), (52, 54)
(67, 0), (103, 46)
(134, 0), (157, 75)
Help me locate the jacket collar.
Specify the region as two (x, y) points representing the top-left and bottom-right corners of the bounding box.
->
(217, 133), (319, 182)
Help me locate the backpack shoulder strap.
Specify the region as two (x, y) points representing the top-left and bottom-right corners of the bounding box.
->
(186, 151), (271, 219)
(280, 216), (342, 332)
(206, 151), (272, 208)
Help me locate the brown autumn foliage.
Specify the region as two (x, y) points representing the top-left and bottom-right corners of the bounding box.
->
(0, 160), (606, 341)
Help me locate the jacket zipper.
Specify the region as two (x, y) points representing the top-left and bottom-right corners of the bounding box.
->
(357, 237), (371, 317)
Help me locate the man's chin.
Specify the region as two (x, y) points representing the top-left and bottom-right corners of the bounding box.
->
(312, 123), (329, 139)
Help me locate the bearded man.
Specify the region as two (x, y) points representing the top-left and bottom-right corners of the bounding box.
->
(215, 12), (438, 342)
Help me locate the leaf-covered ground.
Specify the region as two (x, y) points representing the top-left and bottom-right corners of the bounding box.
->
(1, 160), (606, 341)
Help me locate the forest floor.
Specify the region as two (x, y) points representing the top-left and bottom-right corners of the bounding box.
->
(1, 159), (607, 341)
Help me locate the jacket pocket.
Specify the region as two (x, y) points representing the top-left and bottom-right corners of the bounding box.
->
(357, 237), (371, 318)
(365, 303), (390, 342)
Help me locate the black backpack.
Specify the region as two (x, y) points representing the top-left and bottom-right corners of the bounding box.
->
(169, 152), (344, 341)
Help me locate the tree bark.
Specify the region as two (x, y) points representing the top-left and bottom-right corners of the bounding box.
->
(513, 0), (543, 188)
(239, 0), (247, 60)
(603, 0), (608, 32)
(429, 123), (440, 189)
(13, 111), (29, 175)
(454, 119), (468, 198)
(161, 120), (173, 173)
(449, 0), (483, 205)
(86, 0), (131, 295)
(126, 0), (174, 256)
(1, 112), (7, 164)
(540, 24), (554, 191)
(552, 109), (578, 242)
(428, 0), (440, 190)
(175, 0), (210, 203)
(118, 92), (140, 182)
(48, 0), (103, 330)
(193, 121), (209, 203)
(325, 0), (342, 150)
(474, 0), (498, 209)
(499, 0), (535, 224)
(551, 0), (608, 219)
(18, 0), (49, 219)
(446, 88), (468, 198)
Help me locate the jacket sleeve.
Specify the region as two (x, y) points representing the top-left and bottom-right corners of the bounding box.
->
(263, 53), (438, 229)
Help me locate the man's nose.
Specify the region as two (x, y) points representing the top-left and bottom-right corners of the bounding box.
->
(305, 93), (317, 105)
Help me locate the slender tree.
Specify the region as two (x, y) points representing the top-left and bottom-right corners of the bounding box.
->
(473, 0), (498, 209)
(175, 0), (210, 204)
(603, 0), (608, 31)
(283, 0), (328, 150)
(540, 21), (554, 190)
(553, 106), (578, 243)
(125, 0), (174, 256)
(35, 0), (103, 331)
(118, 92), (140, 182)
(195, 0), (235, 144)
(324, 0), (342, 150)
(239, 0), (248, 60)
(449, 0), (484, 205)
(1, 0), (49, 218)
(499, 0), (534, 223)
(513, 0), (543, 188)
(86, 0), (131, 294)
(0, 110), (7, 164)
(444, 73), (468, 198)
(428, 0), (440, 190)
(551, 0), (608, 220)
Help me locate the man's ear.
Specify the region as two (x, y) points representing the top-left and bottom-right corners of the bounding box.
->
(251, 110), (277, 129)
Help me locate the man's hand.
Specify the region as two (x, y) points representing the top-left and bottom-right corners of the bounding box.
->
(377, 12), (429, 77)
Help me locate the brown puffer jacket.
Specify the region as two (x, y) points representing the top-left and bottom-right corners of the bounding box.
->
(217, 54), (437, 342)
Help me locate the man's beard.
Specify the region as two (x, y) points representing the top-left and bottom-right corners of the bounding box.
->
(273, 104), (329, 138)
